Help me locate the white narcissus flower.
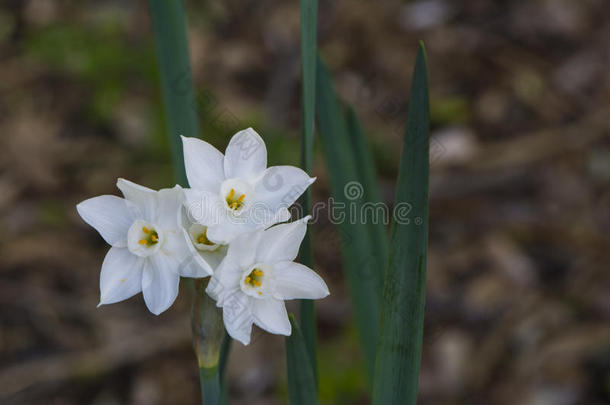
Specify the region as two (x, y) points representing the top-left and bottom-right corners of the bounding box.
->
(181, 206), (228, 272)
(206, 216), (329, 345)
(181, 128), (316, 245)
(76, 179), (211, 315)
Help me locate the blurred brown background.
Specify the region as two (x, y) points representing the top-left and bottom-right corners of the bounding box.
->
(1, 0), (609, 404)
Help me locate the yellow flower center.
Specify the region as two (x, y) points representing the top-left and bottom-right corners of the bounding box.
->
(244, 268), (264, 293)
(197, 228), (215, 246)
(225, 188), (246, 211)
(138, 226), (159, 246)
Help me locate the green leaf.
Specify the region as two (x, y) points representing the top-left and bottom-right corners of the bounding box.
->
(298, 0), (319, 384)
(148, 0), (199, 187)
(300, 0), (318, 172)
(372, 42), (430, 405)
(316, 56), (383, 382)
(286, 315), (318, 405)
(345, 107), (388, 276)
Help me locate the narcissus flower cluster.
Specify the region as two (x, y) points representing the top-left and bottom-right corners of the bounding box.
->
(77, 128), (329, 344)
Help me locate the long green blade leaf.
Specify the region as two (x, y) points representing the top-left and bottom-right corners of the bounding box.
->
(149, 0), (199, 186)
(298, 0), (319, 384)
(316, 56), (383, 382)
(286, 315), (318, 405)
(345, 107), (388, 274)
(300, 0), (318, 172)
(372, 42), (430, 405)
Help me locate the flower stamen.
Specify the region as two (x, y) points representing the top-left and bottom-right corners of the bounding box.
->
(244, 268), (264, 288)
(225, 188), (246, 211)
(196, 228), (215, 246)
(138, 229), (159, 246)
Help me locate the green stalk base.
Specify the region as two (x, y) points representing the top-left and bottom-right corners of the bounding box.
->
(200, 365), (220, 405)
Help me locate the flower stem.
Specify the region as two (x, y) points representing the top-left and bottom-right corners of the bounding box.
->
(218, 334), (232, 405)
(191, 278), (224, 405)
(199, 365), (220, 405)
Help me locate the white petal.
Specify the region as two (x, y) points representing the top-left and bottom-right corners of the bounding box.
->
(77, 195), (133, 247)
(142, 257), (181, 315)
(272, 261), (329, 300)
(150, 243), (180, 276)
(117, 178), (157, 221)
(182, 136), (225, 193)
(183, 189), (226, 229)
(187, 189), (287, 245)
(252, 298), (291, 336)
(221, 292), (254, 345)
(256, 216), (310, 263)
(179, 256), (213, 278)
(206, 221), (253, 246)
(99, 247), (144, 305)
(275, 207), (291, 223)
(160, 229), (212, 278)
(254, 166), (315, 213)
(241, 203), (290, 230)
(224, 128), (267, 180)
(206, 276), (224, 302)
(181, 245), (216, 278)
(154, 185), (184, 229)
(179, 207), (219, 277)
(197, 246), (228, 271)
(225, 229), (262, 269)
(211, 233), (259, 291)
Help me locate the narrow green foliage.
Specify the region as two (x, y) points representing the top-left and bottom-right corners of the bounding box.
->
(286, 315), (318, 405)
(298, 0), (319, 384)
(300, 0), (318, 169)
(148, 0), (199, 186)
(372, 42), (430, 405)
(316, 56), (383, 382)
(345, 107), (388, 275)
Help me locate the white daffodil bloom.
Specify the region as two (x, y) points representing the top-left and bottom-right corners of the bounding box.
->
(182, 128), (315, 245)
(206, 216), (329, 345)
(76, 179), (211, 315)
(181, 206), (228, 272)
